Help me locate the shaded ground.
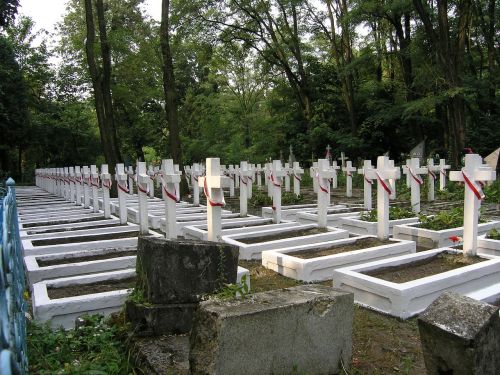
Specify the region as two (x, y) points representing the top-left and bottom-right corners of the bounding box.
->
(239, 260), (426, 374)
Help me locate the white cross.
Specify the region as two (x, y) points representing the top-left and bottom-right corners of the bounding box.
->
(292, 161), (304, 196)
(365, 156), (401, 239)
(136, 161), (150, 234)
(184, 165), (192, 188)
(449, 154), (496, 256)
(82, 166), (91, 208)
(358, 160), (375, 210)
(74, 166), (82, 206)
(265, 163), (273, 197)
(198, 158), (230, 241)
(427, 159), (440, 202)
(402, 159), (411, 187)
(100, 164), (112, 218)
(316, 159), (335, 227)
(68, 167), (75, 204)
(234, 166), (240, 189)
(255, 163), (262, 187)
(284, 162), (292, 192)
(239, 161), (253, 217)
(63, 167), (70, 201)
(174, 164), (182, 198)
(126, 166), (135, 195)
(439, 159), (451, 190)
(402, 158), (427, 213)
(310, 162), (318, 193)
(342, 161), (356, 198)
(338, 152), (349, 168)
(161, 159), (181, 239)
(330, 161), (340, 189)
(115, 163), (129, 224)
(147, 165), (156, 198)
(269, 160), (286, 224)
(247, 163), (254, 199)
(227, 165), (236, 197)
(191, 163), (202, 205)
(388, 160), (397, 200)
(90, 165), (100, 213)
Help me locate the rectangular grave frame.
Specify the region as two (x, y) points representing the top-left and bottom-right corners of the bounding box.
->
(261, 204), (348, 220)
(222, 224), (350, 260)
(297, 210), (362, 227)
(332, 248), (500, 319)
(261, 236), (416, 282)
(477, 234), (500, 257)
(19, 217), (122, 238)
(393, 220), (500, 249)
(340, 216), (419, 236)
(21, 222), (139, 241)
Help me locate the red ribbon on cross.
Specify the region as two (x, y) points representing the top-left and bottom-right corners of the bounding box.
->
(102, 179), (112, 190)
(428, 170), (437, 180)
(462, 170), (485, 200)
(160, 174), (180, 203)
(294, 173), (302, 182)
(203, 178), (225, 207)
(117, 181), (129, 194)
(364, 176), (374, 185)
(316, 173), (329, 194)
(270, 174), (281, 187)
(408, 168), (423, 185)
(376, 171), (392, 195)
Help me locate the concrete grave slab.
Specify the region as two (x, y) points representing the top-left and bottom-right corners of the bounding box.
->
(477, 234), (500, 257)
(332, 248), (500, 319)
(262, 236), (416, 282)
(340, 216), (419, 236)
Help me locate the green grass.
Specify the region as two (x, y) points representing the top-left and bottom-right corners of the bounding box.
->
(28, 314), (135, 374)
(360, 207), (415, 222)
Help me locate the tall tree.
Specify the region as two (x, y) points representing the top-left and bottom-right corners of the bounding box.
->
(160, 0), (182, 165)
(83, 0), (122, 173)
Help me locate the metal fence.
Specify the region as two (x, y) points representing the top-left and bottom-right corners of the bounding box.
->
(0, 178), (28, 374)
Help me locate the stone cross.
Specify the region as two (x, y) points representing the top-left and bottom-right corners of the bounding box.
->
(288, 144), (295, 165)
(100, 164), (112, 218)
(266, 163), (274, 197)
(310, 162), (318, 193)
(439, 159), (451, 190)
(402, 159), (411, 187)
(247, 164), (254, 199)
(147, 165), (156, 198)
(427, 159), (440, 202)
(365, 156), (401, 239)
(330, 161), (340, 189)
(256, 164), (262, 187)
(342, 161), (356, 198)
(325, 144), (332, 164)
(358, 160), (375, 210)
(161, 159), (181, 239)
(198, 158), (230, 241)
(126, 166), (135, 195)
(115, 163), (129, 224)
(270, 160), (286, 224)
(387, 160), (398, 200)
(316, 159), (335, 228)
(191, 163), (202, 205)
(449, 154), (496, 256)
(82, 166), (91, 209)
(68, 166), (76, 204)
(75, 166), (82, 206)
(239, 161), (253, 217)
(136, 161), (150, 234)
(90, 165), (100, 213)
(292, 161), (304, 196)
(64, 167), (71, 201)
(284, 163), (291, 192)
(228, 165), (236, 197)
(154, 166), (161, 188)
(58, 168), (64, 197)
(184, 165), (192, 188)
(234, 166), (240, 189)
(403, 158), (427, 213)
(174, 164), (182, 199)
(338, 152), (349, 168)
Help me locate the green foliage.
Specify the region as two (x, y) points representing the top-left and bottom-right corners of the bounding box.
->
(360, 207), (415, 222)
(484, 180), (500, 204)
(27, 314), (134, 374)
(486, 229), (500, 240)
(418, 208), (466, 230)
(436, 182), (464, 201)
(249, 189), (273, 207)
(215, 274), (250, 300)
(282, 192), (303, 204)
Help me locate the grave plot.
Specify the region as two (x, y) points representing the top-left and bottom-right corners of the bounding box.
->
(147, 205), (233, 229)
(183, 217), (301, 241)
(261, 236), (415, 282)
(22, 223), (156, 256)
(261, 203), (348, 220)
(393, 219), (500, 249)
(222, 223), (349, 260)
(296, 206), (365, 227)
(332, 248), (500, 319)
(340, 207), (418, 236)
(162, 213), (242, 236)
(18, 217), (122, 239)
(476, 230), (500, 257)
(21, 222), (138, 241)
(32, 266), (250, 329)
(25, 245), (137, 286)
(19, 213), (112, 229)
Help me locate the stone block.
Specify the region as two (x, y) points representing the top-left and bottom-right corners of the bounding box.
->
(125, 301), (197, 336)
(137, 237), (239, 304)
(418, 292), (500, 375)
(189, 284), (353, 375)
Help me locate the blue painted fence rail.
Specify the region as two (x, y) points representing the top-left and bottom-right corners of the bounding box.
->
(0, 178), (28, 374)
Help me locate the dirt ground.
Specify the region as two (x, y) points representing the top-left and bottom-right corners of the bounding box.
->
(239, 260), (426, 374)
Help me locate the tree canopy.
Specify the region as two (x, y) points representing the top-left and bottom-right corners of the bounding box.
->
(1, 0), (498, 181)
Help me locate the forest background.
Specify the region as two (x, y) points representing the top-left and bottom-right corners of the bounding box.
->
(0, 0), (498, 182)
